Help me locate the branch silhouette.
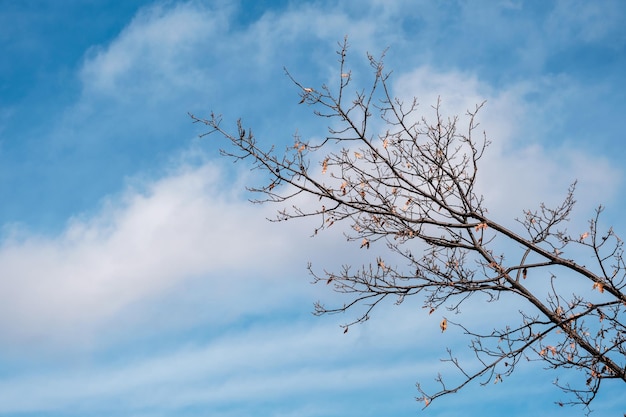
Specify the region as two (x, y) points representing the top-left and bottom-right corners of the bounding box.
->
(190, 38), (625, 414)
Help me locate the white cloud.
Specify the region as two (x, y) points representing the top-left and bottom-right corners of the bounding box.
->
(0, 161), (304, 351)
(80, 2), (230, 99)
(0, 290), (600, 416)
(547, 0), (626, 45)
(0, 303), (437, 414)
(391, 66), (620, 224)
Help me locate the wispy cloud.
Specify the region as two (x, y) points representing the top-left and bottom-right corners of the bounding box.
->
(0, 162), (294, 350)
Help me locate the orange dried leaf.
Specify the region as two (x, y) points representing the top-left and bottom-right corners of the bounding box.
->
(580, 232), (589, 240)
(424, 398), (430, 407)
(377, 258), (385, 270)
(322, 158), (329, 174)
(593, 282), (605, 293)
(360, 238), (370, 249)
(382, 138), (389, 149)
(475, 222), (488, 231)
(440, 318), (447, 332)
(354, 151), (363, 159)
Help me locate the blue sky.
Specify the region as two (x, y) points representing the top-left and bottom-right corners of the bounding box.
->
(0, 1), (625, 416)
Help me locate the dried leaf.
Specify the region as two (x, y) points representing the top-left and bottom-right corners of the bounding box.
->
(340, 181), (348, 195)
(303, 87), (313, 93)
(377, 258), (385, 270)
(326, 277), (333, 285)
(475, 222), (488, 231)
(354, 151), (363, 159)
(593, 282), (605, 293)
(382, 138), (389, 149)
(424, 398), (430, 407)
(322, 158), (329, 174)
(440, 318), (447, 332)
(580, 232), (589, 241)
(522, 268), (527, 279)
(341, 73), (349, 78)
(360, 238), (370, 249)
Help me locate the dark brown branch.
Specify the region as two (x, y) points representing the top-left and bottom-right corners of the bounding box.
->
(193, 38), (625, 413)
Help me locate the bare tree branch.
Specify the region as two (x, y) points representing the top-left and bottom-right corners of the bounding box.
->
(190, 38), (625, 414)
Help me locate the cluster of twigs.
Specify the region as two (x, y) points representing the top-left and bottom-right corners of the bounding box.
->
(190, 38), (625, 413)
